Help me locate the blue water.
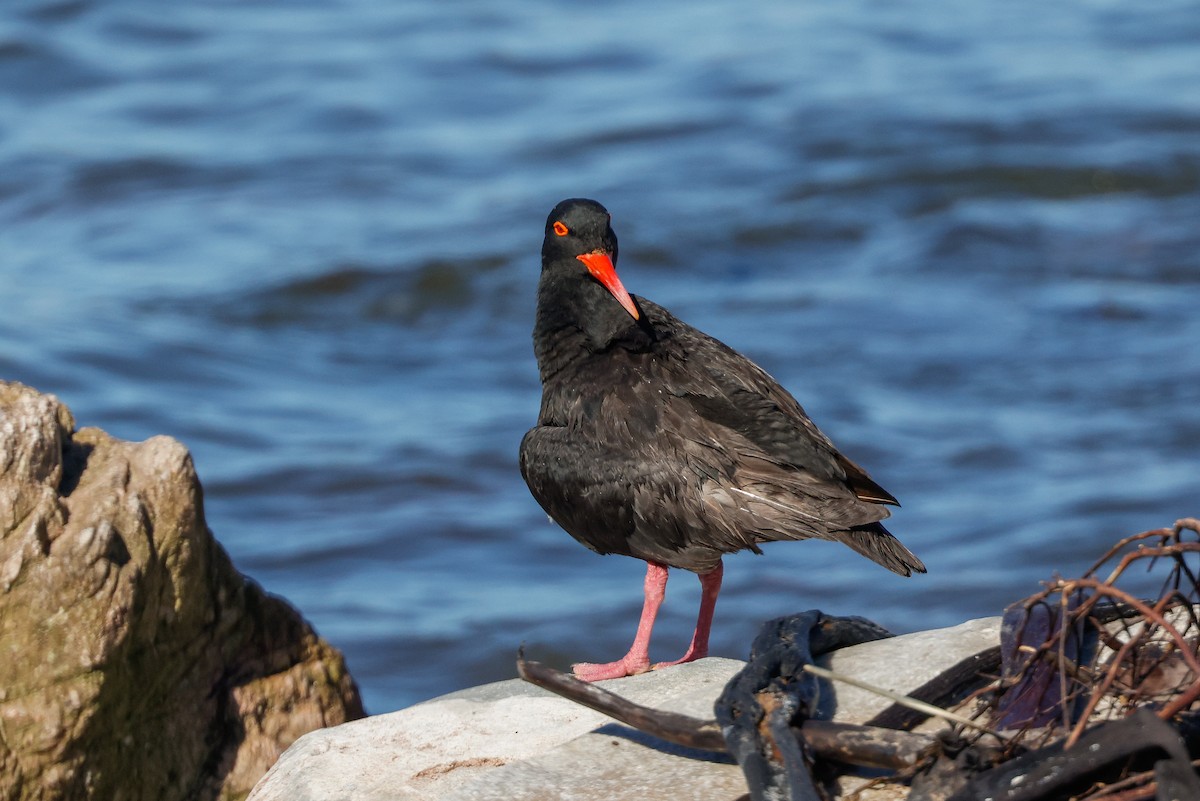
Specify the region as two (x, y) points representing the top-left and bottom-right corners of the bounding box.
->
(2, 0), (1198, 713)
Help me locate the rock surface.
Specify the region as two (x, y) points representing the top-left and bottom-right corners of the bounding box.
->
(0, 381), (365, 801)
(250, 617), (1002, 800)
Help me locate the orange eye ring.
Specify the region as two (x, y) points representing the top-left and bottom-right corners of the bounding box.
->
(552, 221), (569, 237)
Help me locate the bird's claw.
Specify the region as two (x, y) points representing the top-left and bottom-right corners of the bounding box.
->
(571, 656), (651, 682)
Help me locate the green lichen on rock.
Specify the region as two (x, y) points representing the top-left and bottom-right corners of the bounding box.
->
(0, 381), (365, 801)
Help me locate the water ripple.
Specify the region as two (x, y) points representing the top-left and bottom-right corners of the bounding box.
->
(1, 0), (1197, 713)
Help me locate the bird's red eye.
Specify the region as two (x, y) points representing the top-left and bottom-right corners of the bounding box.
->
(553, 221), (569, 237)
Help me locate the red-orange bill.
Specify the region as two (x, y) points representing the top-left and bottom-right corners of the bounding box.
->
(576, 252), (639, 321)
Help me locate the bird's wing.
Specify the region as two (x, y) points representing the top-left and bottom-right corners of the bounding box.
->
(641, 299), (897, 506)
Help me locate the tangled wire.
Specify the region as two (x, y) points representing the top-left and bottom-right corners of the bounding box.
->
(963, 518), (1200, 799)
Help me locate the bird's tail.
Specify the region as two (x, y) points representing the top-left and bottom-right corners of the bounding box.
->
(839, 522), (926, 577)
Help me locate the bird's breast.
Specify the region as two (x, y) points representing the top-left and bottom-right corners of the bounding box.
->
(540, 352), (667, 435)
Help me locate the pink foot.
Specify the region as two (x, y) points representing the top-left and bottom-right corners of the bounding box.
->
(571, 562), (667, 682)
(570, 561), (723, 681)
(571, 655), (652, 682)
(651, 645), (707, 671)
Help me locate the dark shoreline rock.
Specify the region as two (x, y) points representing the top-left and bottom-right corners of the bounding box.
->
(0, 381), (365, 801)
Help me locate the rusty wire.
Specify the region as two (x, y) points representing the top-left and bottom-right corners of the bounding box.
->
(962, 518), (1200, 797)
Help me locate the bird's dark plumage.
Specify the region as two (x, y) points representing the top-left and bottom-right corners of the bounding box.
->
(520, 198), (924, 679)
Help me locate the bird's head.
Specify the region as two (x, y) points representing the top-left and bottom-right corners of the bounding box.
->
(542, 198), (639, 321)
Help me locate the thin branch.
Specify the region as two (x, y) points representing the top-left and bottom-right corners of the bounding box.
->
(800, 663), (1008, 741)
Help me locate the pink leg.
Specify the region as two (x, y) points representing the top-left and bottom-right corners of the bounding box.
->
(573, 562), (669, 682)
(653, 561), (723, 670)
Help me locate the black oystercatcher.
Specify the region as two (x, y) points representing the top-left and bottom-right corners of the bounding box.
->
(520, 198), (925, 682)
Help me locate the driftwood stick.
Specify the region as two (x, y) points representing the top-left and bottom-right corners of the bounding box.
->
(516, 656), (938, 769)
(516, 656), (727, 751)
(797, 720), (936, 770)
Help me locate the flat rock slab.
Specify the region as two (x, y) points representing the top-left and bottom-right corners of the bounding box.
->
(250, 656), (746, 801)
(251, 616), (1002, 800)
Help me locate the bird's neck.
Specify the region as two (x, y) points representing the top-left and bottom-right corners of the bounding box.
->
(532, 265), (655, 384)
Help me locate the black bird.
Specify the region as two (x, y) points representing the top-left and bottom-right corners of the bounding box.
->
(520, 198), (925, 681)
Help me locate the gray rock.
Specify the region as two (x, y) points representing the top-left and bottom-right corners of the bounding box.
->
(250, 657), (746, 801)
(250, 617), (1002, 800)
